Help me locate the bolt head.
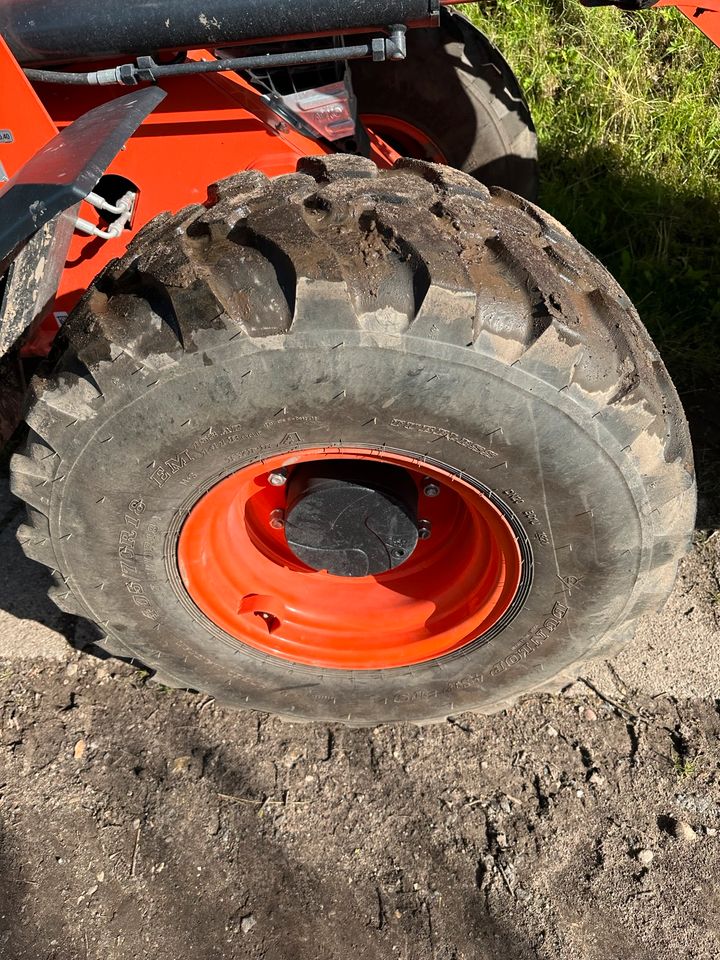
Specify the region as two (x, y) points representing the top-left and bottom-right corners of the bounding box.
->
(418, 520), (432, 540)
(268, 469), (288, 487)
(269, 508), (285, 530)
(423, 480), (440, 498)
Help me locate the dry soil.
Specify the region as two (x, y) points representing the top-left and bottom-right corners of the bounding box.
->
(1, 467), (720, 960)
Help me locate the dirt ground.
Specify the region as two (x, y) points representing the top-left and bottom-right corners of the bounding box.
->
(1, 463), (720, 960)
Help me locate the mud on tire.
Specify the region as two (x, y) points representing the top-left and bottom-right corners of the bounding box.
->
(10, 156), (695, 723)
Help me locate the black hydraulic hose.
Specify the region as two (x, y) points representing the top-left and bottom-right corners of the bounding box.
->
(23, 68), (94, 84)
(142, 44), (374, 76)
(23, 35), (405, 86)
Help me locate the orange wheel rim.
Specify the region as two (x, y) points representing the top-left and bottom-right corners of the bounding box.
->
(362, 114), (448, 164)
(177, 448), (525, 670)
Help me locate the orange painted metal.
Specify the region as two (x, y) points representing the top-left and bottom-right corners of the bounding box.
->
(0, 36), (57, 180)
(41, 62), (329, 319)
(657, 0), (720, 48)
(12, 48), (400, 354)
(177, 448), (523, 670)
(361, 113), (447, 163)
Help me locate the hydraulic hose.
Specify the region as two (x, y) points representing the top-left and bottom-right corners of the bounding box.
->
(23, 31), (407, 86)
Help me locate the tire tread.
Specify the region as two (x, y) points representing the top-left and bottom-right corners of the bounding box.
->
(10, 156), (694, 722)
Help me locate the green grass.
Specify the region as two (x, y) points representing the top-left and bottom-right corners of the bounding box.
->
(671, 747), (701, 779)
(469, 0), (720, 518)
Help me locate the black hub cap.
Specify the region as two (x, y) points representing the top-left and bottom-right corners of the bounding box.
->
(284, 460), (420, 577)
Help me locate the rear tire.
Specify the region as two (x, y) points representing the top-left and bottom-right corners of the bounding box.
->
(352, 8), (538, 199)
(11, 156), (694, 724)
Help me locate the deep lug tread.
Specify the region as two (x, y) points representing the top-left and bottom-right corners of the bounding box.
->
(409, 285), (477, 346)
(48, 582), (86, 617)
(299, 154), (379, 183)
(396, 158), (491, 199)
(10, 471), (52, 514)
(25, 507), (51, 539)
(15, 523), (55, 566)
(10, 156), (694, 724)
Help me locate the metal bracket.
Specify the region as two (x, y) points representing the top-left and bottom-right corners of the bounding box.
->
(373, 25), (407, 61)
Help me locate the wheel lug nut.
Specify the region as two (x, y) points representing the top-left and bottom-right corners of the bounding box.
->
(269, 508), (285, 530)
(268, 469), (288, 487)
(418, 519), (432, 540)
(423, 479), (440, 498)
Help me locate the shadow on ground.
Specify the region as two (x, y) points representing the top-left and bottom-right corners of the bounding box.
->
(2, 660), (715, 958)
(537, 142), (720, 528)
(0, 448), (81, 657)
(0, 664), (552, 960)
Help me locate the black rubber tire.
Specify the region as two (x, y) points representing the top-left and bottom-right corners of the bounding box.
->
(11, 156), (694, 724)
(351, 8), (538, 200)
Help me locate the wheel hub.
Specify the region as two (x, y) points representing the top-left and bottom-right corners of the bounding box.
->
(284, 461), (420, 577)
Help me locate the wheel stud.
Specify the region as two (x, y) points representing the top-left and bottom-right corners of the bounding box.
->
(268, 469), (288, 487)
(423, 479), (440, 498)
(418, 519), (432, 540)
(269, 508), (285, 530)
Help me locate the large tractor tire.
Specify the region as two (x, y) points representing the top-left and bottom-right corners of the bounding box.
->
(11, 157), (694, 724)
(352, 8), (538, 200)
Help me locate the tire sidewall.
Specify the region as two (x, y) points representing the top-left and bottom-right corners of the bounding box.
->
(50, 329), (652, 722)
